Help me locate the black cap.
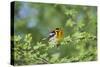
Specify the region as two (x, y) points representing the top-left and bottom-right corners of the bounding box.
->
(56, 28), (60, 30)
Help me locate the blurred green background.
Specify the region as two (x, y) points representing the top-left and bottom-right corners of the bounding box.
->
(12, 1), (97, 65)
(14, 1), (97, 42)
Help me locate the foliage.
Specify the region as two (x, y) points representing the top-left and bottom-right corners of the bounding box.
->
(13, 32), (97, 65)
(12, 1), (97, 65)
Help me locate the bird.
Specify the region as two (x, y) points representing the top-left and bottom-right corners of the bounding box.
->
(47, 28), (63, 47)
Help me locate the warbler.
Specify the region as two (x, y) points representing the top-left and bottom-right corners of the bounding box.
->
(48, 28), (63, 47)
